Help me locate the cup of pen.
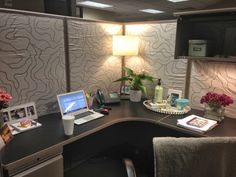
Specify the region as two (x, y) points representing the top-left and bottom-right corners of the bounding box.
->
(176, 99), (190, 110)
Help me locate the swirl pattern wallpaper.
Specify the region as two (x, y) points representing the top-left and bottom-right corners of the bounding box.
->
(189, 60), (236, 118)
(0, 9), (235, 118)
(125, 23), (188, 99)
(126, 23), (236, 118)
(0, 12), (66, 116)
(67, 20), (122, 94)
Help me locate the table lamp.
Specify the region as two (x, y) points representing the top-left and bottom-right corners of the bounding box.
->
(112, 35), (139, 95)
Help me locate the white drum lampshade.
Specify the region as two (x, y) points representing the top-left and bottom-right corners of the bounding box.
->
(113, 35), (139, 56)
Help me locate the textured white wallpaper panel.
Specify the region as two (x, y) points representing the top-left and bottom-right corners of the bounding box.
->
(125, 23), (188, 99)
(0, 12), (66, 116)
(67, 20), (122, 94)
(189, 61), (236, 118)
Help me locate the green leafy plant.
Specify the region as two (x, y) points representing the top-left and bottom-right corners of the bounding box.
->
(114, 67), (154, 96)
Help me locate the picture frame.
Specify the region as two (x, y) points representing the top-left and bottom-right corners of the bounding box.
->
(168, 89), (182, 107)
(121, 85), (130, 94)
(2, 102), (38, 123)
(0, 124), (13, 144)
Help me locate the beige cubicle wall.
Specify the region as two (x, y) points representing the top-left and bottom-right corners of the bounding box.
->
(125, 22), (188, 99)
(67, 19), (122, 93)
(0, 10), (66, 116)
(0, 9), (122, 116)
(189, 60), (236, 118)
(125, 22), (236, 118)
(0, 8), (235, 118)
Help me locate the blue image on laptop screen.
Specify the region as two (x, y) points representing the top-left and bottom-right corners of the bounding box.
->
(59, 91), (87, 115)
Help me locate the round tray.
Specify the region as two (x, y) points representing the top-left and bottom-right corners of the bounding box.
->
(143, 100), (191, 115)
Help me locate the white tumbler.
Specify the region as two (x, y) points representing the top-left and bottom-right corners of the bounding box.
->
(62, 115), (75, 136)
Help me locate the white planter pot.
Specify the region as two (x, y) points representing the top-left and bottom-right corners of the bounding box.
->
(129, 90), (142, 102)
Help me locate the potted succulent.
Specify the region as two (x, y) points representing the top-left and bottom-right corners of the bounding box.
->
(115, 67), (154, 102)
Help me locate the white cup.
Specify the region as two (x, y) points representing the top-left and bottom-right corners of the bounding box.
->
(62, 115), (75, 136)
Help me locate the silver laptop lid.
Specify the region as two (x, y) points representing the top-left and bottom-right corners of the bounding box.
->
(57, 90), (88, 116)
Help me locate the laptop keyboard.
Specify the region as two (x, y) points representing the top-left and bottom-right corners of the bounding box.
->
(75, 111), (93, 119)
(74, 111), (104, 125)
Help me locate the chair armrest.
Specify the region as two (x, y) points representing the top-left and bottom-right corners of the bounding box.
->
(123, 158), (136, 177)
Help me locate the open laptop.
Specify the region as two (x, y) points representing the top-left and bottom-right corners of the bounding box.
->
(57, 90), (104, 125)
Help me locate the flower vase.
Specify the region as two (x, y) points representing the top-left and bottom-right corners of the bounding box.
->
(204, 104), (225, 122)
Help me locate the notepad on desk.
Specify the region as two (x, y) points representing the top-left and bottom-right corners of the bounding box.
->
(177, 115), (218, 133)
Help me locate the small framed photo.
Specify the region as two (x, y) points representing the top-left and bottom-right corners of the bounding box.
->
(0, 124), (13, 144)
(26, 105), (36, 116)
(121, 85), (130, 94)
(2, 102), (38, 123)
(2, 112), (10, 122)
(168, 89), (182, 107)
(10, 108), (26, 120)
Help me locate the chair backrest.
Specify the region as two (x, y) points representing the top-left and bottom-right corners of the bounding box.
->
(153, 137), (236, 177)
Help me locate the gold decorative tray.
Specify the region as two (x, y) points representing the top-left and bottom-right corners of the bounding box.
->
(143, 100), (191, 115)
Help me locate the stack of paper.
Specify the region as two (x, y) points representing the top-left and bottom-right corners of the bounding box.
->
(177, 115), (218, 133)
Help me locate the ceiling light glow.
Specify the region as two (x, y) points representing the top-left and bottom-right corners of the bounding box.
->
(139, 9), (164, 14)
(76, 1), (112, 8)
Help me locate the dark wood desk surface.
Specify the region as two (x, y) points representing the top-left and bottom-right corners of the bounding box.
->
(1, 100), (236, 168)
(159, 109), (236, 137)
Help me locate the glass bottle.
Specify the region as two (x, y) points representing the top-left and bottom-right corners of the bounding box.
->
(154, 79), (163, 103)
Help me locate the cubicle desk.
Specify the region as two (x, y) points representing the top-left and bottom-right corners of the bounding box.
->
(1, 100), (236, 176)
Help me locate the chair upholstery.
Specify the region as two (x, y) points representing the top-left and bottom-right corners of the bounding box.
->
(153, 137), (236, 177)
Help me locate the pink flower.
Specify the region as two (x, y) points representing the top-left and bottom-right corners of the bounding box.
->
(200, 92), (234, 108)
(0, 89), (12, 110)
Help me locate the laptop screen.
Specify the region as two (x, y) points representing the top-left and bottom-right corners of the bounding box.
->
(57, 90), (88, 115)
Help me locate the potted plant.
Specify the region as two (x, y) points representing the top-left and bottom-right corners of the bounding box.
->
(114, 67), (154, 102)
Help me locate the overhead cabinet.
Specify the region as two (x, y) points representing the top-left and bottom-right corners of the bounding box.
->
(174, 8), (236, 62)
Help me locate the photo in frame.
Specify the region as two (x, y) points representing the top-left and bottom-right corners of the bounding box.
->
(121, 85), (130, 94)
(0, 124), (13, 150)
(168, 89), (182, 107)
(2, 112), (10, 122)
(0, 124), (13, 144)
(2, 102), (38, 123)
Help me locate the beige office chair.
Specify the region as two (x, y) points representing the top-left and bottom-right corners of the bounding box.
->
(153, 137), (236, 177)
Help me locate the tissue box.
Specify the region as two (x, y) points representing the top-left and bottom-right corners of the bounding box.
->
(188, 40), (208, 57)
